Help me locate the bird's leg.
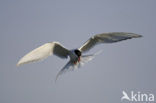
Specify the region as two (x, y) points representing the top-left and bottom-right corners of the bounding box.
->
(74, 61), (77, 64)
(78, 57), (81, 62)
(74, 57), (80, 64)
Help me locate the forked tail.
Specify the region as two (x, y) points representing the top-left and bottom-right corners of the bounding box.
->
(55, 50), (103, 82)
(79, 50), (102, 67)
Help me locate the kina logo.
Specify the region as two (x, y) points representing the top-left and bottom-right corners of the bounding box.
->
(121, 91), (154, 102)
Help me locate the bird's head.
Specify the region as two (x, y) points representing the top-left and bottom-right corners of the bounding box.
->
(74, 49), (81, 57)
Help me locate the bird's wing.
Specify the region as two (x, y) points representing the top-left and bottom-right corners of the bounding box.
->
(79, 32), (142, 52)
(17, 42), (70, 66)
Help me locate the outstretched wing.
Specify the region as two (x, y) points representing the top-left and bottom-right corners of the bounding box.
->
(79, 32), (142, 52)
(17, 42), (70, 66)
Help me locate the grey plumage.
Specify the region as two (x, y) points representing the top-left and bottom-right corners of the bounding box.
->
(79, 32), (142, 52)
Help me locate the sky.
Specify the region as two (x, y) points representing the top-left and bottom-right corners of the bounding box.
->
(0, 0), (156, 103)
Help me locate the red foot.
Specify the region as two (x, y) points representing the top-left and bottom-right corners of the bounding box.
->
(78, 57), (80, 62)
(74, 57), (81, 64)
(74, 61), (77, 64)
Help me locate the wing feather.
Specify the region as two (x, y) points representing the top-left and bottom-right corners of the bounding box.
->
(79, 32), (142, 52)
(17, 42), (69, 66)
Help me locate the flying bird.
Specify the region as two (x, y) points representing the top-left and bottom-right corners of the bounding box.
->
(121, 91), (131, 101)
(17, 32), (142, 80)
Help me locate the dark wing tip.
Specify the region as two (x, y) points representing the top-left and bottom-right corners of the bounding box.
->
(134, 34), (143, 38)
(128, 33), (143, 38)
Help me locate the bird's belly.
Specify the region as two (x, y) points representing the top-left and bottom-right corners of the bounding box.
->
(69, 53), (78, 62)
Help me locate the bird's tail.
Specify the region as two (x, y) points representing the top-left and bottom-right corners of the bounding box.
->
(55, 50), (103, 82)
(79, 50), (103, 67)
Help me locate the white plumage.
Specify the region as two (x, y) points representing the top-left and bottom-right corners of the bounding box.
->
(17, 42), (69, 66)
(17, 32), (142, 80)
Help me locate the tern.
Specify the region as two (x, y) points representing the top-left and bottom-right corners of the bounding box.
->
(17, 32), (142, 80)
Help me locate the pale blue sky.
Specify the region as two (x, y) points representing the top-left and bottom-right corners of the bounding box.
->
(0, 0), (156, 103)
